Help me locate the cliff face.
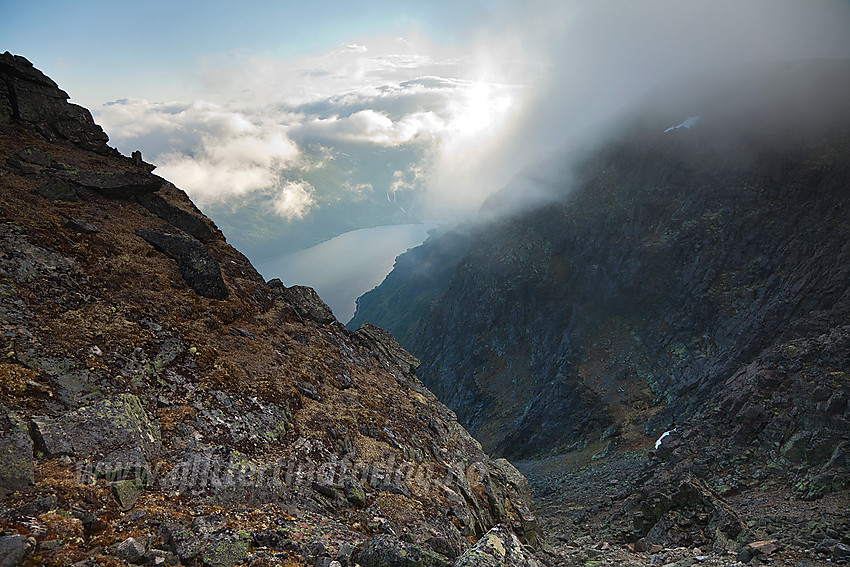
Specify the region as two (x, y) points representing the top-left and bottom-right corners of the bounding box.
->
(0, 53), (540, 567)
(352, 60), (850, 501)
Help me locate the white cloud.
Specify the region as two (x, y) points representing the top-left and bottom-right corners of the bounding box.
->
(94, 0), (850, 224)
(96, 98), (301, 205)
(94, 37), (527, 217)
(273, 181), (316, 220)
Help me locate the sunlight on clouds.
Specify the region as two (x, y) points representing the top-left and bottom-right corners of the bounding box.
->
(95, 31), (529, 219)
(273, 181), (317, 220)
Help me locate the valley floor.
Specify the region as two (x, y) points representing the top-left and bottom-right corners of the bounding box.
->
(516, 452), (850, 567)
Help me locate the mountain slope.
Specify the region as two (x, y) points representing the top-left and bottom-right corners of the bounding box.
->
(351, 59), (850, 496)
(0, 52), (540, 567)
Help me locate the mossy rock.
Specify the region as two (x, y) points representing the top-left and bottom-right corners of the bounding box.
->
(201, 533), (250, 567)
(111, 479), (143, 511)
(356, 534), (452, 567)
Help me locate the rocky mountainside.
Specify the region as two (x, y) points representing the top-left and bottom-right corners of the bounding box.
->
(351, 60), (850, 560)
(0, 52), (543, 567)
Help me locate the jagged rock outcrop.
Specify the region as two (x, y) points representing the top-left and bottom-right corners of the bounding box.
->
(0, 54), (539, 566)
(0, 51), (110, 154)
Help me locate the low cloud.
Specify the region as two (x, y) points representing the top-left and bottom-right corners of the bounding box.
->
(272, 181), (317, 220)
(97, 99), (301, 205)
(94, 0), (850, 222)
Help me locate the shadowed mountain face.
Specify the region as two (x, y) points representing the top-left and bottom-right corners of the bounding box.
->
(351, 60), (850, 498)
(0, 52), (542, 567)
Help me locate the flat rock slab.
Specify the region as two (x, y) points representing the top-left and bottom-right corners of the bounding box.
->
(61, 170), (163, 197)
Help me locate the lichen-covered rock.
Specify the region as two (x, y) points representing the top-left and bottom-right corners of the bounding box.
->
(356, 534), (452, 567)
(0, 534), (33, 567)
(201, 530), (250, 567)
(112, 479), (143, 511)
(343, 476), (366, 508)
(453, 525), (540, 567)
(30, 393), (161, 478)
(0, 407), (33, 497)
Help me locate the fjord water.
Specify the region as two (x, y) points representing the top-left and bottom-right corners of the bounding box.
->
(255, 223), (436, 323)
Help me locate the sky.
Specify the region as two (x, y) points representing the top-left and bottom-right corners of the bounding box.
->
(4, 0), (850, 222)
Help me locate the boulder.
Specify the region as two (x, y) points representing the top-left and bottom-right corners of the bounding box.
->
(135, 226), (229, 299)
(115, 537), (146, 563)
(356, 534), (452, 567)
(30, 393), (161, 479)
(0, 534), (33, 567)
(0, 407), (34, 497)
(200, 530), (250, 567)
(343, 476), (367, 508)
(35, 179), (78, 201)
(454, 525), (540, 567)
(61, 170), (163, 198)
(269, 280), (335, 324)
(112, 480), (143, 511)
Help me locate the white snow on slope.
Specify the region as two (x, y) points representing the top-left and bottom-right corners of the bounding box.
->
(655, 428), (677, 449)
(664, 116), (700, 133)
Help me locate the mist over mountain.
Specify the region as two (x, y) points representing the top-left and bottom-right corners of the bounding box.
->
(351, 59), (850, 543)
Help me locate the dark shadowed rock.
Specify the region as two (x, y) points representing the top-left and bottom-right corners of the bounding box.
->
(61, 170), (163, 198)
(137, 193), (215, 241)
(60, 217), (99, 234)
(35, 179), (78, 201)
(135, 226), (229, 299)
(15, 147), (50, 167)
(0, 52), (112, 153)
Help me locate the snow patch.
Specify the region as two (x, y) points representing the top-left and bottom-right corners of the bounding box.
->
(655, 428), (677, 449)
(664, 116), (700, 133)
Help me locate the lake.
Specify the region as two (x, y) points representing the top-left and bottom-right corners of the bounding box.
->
(255, 223), (436, 324)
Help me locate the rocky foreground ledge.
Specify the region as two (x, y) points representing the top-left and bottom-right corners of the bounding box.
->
(0, 52), (541, 566)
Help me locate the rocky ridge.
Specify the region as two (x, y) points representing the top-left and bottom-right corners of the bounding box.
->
(0, 52), (541, 567)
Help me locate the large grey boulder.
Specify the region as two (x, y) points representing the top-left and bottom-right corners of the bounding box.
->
(0, 534), (33, 567)
(30, 393), (161, 479)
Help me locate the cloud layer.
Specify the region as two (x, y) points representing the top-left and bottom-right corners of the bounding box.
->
(95, 0), (850, 222)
